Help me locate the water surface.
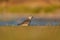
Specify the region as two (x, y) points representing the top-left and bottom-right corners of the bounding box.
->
(0, 17), (60, 26)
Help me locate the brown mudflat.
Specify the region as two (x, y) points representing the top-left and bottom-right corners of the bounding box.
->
(0, 26), (60, 40)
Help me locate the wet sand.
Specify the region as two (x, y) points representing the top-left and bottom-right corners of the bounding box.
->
(0, 12), (60, 21)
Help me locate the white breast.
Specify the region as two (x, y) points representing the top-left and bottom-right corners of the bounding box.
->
(28, 16), (32, 20)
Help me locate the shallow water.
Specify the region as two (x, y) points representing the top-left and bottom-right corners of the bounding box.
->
(0, 17), (27, 26)
(0, 17), (60, 26)
(30, 18), (60, 26)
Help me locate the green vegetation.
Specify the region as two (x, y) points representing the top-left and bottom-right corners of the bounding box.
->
(7, 6), (42, 13)
(0, 26), (60, 40)
(30, 7), (42, 13)
(0, 7), (4, 13)
(7, 5), (60, 13)
(44, 5), (60, 13)
(0, 5), (60, 14)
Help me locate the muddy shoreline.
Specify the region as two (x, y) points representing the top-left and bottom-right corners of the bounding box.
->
(0, 13), (60, 21)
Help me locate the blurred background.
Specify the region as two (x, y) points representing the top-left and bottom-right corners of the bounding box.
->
(0, 0), (60, 19)
(0, 0), (60, 40)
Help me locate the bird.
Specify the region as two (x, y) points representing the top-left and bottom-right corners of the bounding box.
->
(17, 16), (33, 26)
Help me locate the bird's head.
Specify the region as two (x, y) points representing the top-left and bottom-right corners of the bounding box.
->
(28, 16), (33, 20)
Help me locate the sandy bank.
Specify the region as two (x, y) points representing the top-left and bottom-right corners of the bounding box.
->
(0, 12), (60, 21)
